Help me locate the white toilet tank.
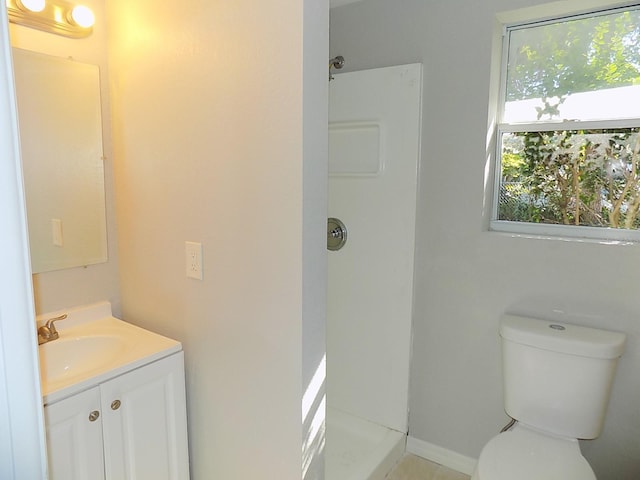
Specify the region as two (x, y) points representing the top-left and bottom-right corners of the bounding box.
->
(500, 315), (626, 439)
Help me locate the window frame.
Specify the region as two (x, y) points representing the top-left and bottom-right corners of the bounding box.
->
(490, 4), (640, 243)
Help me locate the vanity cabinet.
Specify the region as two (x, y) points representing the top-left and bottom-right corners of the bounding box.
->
(44, 352), (189, 480)
(44, 386), (105, 479)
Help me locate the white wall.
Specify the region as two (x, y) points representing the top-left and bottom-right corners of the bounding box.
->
(107, 0), (327, 478)
(302, 2), (330, 479)
(8, 0), (121, 316)
(330, 1), (640, 478)
(0, 8), (47, 478)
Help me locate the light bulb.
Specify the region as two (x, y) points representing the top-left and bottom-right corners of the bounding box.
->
(19, 0), (46, 12)
(70, 5), (94, 28)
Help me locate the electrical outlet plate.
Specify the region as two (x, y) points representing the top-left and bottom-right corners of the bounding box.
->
(185, 241), (203, 280)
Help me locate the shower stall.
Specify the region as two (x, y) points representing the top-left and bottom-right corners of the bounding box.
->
(326, 62), (422, 480)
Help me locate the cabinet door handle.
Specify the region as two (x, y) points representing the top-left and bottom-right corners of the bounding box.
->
(88, 410), (100, 422)
(111, 399), (121, 410)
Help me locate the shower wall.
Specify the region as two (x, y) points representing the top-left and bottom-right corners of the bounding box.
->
(327, 64), (422, 433)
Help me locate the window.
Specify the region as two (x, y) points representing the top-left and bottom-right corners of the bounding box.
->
(492, 5), (640, 241)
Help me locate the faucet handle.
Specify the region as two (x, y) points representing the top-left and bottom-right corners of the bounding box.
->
(38, 314), (67, 344)
(44, 313), (68, 335)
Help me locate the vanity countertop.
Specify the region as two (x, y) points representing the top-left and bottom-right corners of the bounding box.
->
(37, 301), (181, 405)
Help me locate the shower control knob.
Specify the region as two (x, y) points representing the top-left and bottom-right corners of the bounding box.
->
(327, 217), (347, 251)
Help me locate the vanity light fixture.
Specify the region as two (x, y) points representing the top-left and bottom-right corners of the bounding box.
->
(6, 0), (95, 38)
(18, 0), (45, 12)
(69, 4), (93, 28)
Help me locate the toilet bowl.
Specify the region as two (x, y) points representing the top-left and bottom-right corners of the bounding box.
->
(472, 314), (626, 480)
(471, 424), (595, 480)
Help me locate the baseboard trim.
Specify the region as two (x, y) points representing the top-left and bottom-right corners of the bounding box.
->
(406, 436), (477, 476)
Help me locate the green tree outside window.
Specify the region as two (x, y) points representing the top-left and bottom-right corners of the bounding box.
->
(498, 8), (640, 231)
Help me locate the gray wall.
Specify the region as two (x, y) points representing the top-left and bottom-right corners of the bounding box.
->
(330, 1), (640, 478)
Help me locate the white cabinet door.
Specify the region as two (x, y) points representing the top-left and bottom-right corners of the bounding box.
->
(101, 352), (190, 480)
(44, 386), (106, 480)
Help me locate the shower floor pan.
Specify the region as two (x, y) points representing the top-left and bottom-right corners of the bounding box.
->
(326, 407), (406, 480)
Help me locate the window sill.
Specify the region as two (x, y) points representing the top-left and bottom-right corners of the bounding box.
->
(489, 220), (639, 246)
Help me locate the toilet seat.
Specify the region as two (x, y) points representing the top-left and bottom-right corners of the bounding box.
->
(473, 424), (596, 480)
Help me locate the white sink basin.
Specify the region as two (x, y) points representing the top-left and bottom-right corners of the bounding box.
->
(39, 335), (127, 386)
(36, 302), (182, 404)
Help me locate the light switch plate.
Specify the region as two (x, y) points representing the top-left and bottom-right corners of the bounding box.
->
(51, 218), (63, 247)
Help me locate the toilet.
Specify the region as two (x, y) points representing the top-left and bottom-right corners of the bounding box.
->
(472, 314), (626, 480)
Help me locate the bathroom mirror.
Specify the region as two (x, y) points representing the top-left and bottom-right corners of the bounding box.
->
(12, 48), (107, 273)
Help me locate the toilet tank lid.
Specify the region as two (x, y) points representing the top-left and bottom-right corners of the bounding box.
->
(500, 315), (626, 359)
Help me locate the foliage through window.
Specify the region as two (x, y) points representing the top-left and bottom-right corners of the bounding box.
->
(494, 6), (640, 239)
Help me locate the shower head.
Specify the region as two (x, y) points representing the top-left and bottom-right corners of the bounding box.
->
(329, 55), (345, 81)
(329, 55), (345, 70)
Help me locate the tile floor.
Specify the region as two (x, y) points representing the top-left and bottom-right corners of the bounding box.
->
(386, 454), (471, 480)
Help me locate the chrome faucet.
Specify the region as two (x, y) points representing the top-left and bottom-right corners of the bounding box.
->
(37, 314), (67, 345)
